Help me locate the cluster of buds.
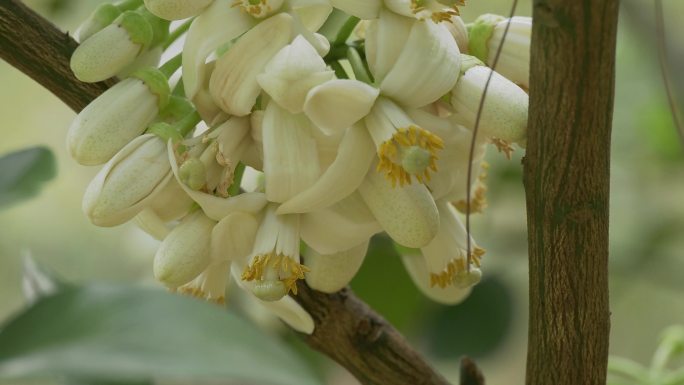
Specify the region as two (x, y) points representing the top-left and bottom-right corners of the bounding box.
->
(67, 0), (531, 334)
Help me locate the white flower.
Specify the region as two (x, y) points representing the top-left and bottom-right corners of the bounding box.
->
(468, 15), (531, 89)
(450, 57), (528, 145)
(400, 253), (472, 304)
(182, 0), (331, 100)
(240, 204), (308, 302)
(366, 9), (461, 107)
(143, 0), (214, 20)
(257, 35), (335, 114)
(82, 134), (172, 227)
(304, 241), (369, 293)
(153, 210), (216, 288)
(419, 200), (484, 290)
(443, 15), (468, 52)
(67, 70), (169, 165)
(329, 0), (382, 19)
(384, 0), (465, 22)
(358, 163), (439, 248)
(71, 11), (153, 83)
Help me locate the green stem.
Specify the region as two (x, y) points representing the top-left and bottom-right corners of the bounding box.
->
(164, 17), (194, 49)
(335, 15), (360, 45)
(347, 46), (373, 84)
(115, 0), (143, 12)
(329, 61), (348, 79)
(172, 76), (186, 97)
(608, 357), (650, 384)
(177, 110), (201, 137)
(228, 162), (246, 196)
(159, 53), (182, 78)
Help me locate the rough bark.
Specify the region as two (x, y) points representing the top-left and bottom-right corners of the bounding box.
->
(0, 2), (461, 384)
(524, 1), (619, 385)
(294, 282), (451, 385)
(0, 0), (115, 111)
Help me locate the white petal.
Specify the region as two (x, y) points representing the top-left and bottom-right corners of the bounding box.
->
(364, 9), (413, 82)
(300, 193), (381, 254)
(304, 241), (369, 293)
(262, 102), (321, 203)
(450, 66), (528, 143)
(168, 140), (268, 220)
(488, 17), (531, 88)
(211, 212), (259, 261)
(380, 20), (461, 107)
(328, 0), (381, 19)
(134, 208), (171, 240)
(358, 166), (439, 248)
(287, 0), (333, 31)
(257, 35), (334, 113)
(401, 253), (471, 304)
(276, 122), (374, 214)
(231, 264), (314, 334)
(143, 0), (213, 20)
(210, 13), (294, 116)
(304, 80), (379, 135)
(182, 1), (255, 99)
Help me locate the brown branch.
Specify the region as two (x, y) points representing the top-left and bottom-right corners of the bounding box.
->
(295, 282), (451, 385)
(0, 2), (454, 384)
(0, 0), (115, 111)
(524, 1), (618, 385)
(459, 357), (485, 385)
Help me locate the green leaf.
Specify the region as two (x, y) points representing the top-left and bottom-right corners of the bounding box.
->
(0, 146), (57, 209)
(0, 284), (320, 385)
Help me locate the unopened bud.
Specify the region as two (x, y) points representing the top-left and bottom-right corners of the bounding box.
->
(75, 3), (122, 43)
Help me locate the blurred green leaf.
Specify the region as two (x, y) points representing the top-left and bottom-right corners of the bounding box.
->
(424, 276), (514, 359)
(0, 146), (57, 209)
(0, 284), (320, 385)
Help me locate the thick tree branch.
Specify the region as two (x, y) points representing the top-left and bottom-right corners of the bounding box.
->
(524, 1), (618, 385)
(0, 2), (459, 384)
(0, 0), (115, 111)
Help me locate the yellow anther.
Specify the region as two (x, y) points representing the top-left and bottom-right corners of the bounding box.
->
(233, 0), (279, 18)
(241, 253), (310, 295)
(410, 0), (465, 23)
(429, 247), (485, 288)
(177, 286), (226, 305)
(491, 137), (515, 159)
(376, 125), (444, 187)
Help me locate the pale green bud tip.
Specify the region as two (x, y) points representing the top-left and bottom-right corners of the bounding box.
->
(401, 146), (432, 176)
(179, 158), (206, 190)
(77, 4), (122, 42)
(131, 67), (170, 109)
(117, 10), (154, 46)
(250, 280), (288, 302)
(467, 14), (505, 62)
(459, 54), (485, 76)
(137, 8), (170, 46)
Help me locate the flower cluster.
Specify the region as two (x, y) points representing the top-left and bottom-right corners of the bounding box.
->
(68, 0), (531, 333)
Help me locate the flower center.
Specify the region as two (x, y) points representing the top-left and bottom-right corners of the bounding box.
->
(377, 125), (443, 187)
(410, 0), (465, 23)
(233, 0), (283, 18)
(241, 253), (310, 298)
(429, 246), (485, 288)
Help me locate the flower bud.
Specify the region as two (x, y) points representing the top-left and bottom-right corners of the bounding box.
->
(450, 56), (528, 144)
(67, 69), (169, 165)
(154, 210), (216, 288)
(71, 11), (153, 83)
(143, 0), (214, 20)
(304, 241), (369, 293)
(82, 134), (172, 227)
(75, 3), (122, 43)
(468, 14), (531, 88)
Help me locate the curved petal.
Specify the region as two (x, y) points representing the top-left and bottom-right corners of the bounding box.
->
(380, 20), (461, 108)
(211, 212), (259, 261)
(134, 208), (171, 241)
(287, 0), (333, 31)
(304, 80), (379, 135)
(358, 165), (439, 248)
(168, 140), (268, 220)
(401, 253), (472, 305)
(300, 193), (381, 254)
(182, 1), (255, 99)
(276, 123), (374, 214)
(304, 241), (369, 293)
(210, 13), (294, 116)
(262, 102), (321, 203)
(329, 0), (381, 19)
(364, 9), (413, 83)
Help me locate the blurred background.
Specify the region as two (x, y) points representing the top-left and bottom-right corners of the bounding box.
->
(1, 0), (684, 384)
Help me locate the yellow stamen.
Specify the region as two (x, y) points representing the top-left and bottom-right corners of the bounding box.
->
(491, 137), (514, 159)
(177, 286), (226, 305)
(410, 0), (465, 23)
(241, 253), (310, 295)
(455, 163), (489, 214)
(232, 0), (275, 18)
(376, 125), (444, 187)
(429, 246), (485, 288)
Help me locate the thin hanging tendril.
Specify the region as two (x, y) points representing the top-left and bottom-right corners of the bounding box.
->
(466, 0), (519, 271)
(654, 0), (684, 148)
